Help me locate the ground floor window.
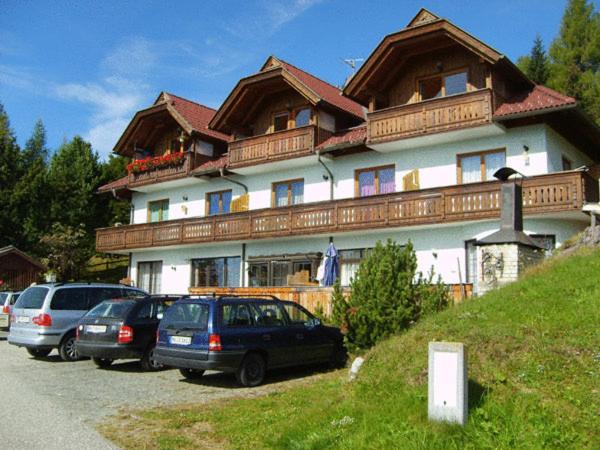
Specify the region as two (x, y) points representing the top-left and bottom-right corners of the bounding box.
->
(137, 261), (162, 294)
(339, 248), (371, 286)
(248, 254), (320, 287)
(191, 257), (240, 287)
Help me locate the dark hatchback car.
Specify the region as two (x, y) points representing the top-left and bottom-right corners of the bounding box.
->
(75, 295), (178, 370)
(154, 296), (346, 387)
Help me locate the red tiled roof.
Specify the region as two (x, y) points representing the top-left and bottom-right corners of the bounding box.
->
(166, 93), (231, 142)
(277, 60), (365, 119)
(316, 125), (367, 150)
(494, 85), (576, 117)
(191, 154), (229, 175)
(97, 176), (129, 193)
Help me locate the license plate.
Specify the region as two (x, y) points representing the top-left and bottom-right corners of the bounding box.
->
(16, 316), (30, 324)
(86, 325), (107, 333)
(170, 336), (192, 345)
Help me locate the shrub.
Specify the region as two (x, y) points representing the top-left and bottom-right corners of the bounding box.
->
(338, 239), (448, 351)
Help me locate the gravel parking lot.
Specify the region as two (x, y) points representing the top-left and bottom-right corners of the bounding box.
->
(0, 332), (328, 449)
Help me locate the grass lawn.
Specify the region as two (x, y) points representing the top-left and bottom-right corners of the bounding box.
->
(101, 248), (600, 449)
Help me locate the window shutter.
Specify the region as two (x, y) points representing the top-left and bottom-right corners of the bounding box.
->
(231, 194), (249, 212)
(402, 169), (420, 191)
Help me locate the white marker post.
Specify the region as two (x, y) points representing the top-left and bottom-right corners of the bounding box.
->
(428, 342), (468, 425)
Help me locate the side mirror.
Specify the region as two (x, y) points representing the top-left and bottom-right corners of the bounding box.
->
(307, 318), (321, 328)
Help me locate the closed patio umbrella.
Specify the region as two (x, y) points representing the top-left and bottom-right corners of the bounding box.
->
(323, 242), (339, 286)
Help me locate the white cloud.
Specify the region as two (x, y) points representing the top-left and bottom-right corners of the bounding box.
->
(101, 37), (158, 76)
(53, 76), (148, 158)
(223, 0), (323, 40)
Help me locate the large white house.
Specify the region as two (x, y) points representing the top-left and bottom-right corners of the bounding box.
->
(97, 9), (600, 297)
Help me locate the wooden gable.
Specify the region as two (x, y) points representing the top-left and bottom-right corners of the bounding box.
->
(406, 8), (440, 27)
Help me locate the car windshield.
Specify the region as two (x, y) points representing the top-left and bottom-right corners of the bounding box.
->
(161, 302), (209, 330)
(0, 293), (7, 304)
(86, 300), (136, 319)
(15, 287), (49, 309)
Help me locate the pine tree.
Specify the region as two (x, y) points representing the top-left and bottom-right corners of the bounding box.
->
(98, 153), (130, 226)
(47, 136), (102, 250)
(12, 120), (50, 253)
(529, 35), (550, 84)
(548, 0), (600, 123)
(341, 240), (448, 351)
(0, 104), (23, 248)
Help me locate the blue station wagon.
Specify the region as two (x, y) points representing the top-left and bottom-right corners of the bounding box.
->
(154, 296), (346, 386)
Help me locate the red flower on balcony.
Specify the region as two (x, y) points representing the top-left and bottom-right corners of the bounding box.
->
(127, 152), (186, 174)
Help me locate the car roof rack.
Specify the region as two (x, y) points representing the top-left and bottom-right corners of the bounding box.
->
(178, 293), (283, 302)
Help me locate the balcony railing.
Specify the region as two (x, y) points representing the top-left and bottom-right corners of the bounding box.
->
(97, 171), (597, 253)
(128, 151), (198, 188)
(228, 125), (317, 168)
(367, 89), (493, 145)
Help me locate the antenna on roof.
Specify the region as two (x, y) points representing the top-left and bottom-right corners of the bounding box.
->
(340, 57), (365, 88)
(341, 58), (364, 73)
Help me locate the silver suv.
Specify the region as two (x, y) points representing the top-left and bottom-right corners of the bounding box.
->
(8, 283), (146, 361)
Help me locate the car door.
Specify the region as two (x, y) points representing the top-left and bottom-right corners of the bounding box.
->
(251, 302), (293, 368)
(283, 303), (332, 363)
(130, 301), (157, 351)
(219, 302), (259, 354)
(50, 288), (90, 333)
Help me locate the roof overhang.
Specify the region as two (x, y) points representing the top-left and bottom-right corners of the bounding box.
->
(0, 246), (46, 271)
(343, 15), (532, 104)
(495, 106), (600, 163)
(209, 66), (322, 134)
(113, 102), (194, 157)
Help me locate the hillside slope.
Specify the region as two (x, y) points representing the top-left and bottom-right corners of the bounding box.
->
(103, 248), (600, 449)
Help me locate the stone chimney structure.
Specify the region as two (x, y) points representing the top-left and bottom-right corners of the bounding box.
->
(475, 168), (544, 295)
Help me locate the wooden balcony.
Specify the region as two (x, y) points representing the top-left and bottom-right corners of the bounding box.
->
(128, 151), (199, 188)
(228, 125), (318, 168)
(367, 89), (493, 145)
(97, 171), (597, 253)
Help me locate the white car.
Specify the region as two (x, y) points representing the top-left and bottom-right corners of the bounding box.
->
(0, 291), (21, 331)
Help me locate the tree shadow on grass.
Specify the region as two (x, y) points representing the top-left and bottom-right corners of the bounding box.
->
(468, 379), (490, 412)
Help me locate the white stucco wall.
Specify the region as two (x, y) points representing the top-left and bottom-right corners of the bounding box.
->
(545, 126), (593, 171)
(128, 216), (587, 294)
(131, 124), (593, 225)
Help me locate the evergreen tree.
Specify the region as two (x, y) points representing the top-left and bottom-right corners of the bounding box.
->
(47, 136), (102, 249)
(12, 120), (50, 253)
(529, 35), (550, 84)
(548, 0), (600, 123)
(98, 153), (130, 226)
(340, 240), (448, 351)
(0, 104), (23, 248)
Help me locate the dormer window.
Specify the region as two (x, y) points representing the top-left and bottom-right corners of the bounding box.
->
(273, 112), (289, 132)
(419, 70), (468, 101)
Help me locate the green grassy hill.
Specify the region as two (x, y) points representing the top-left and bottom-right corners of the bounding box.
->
(103, 248), (600, 449)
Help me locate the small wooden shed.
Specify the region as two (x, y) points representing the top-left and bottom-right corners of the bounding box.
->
(0, 246), (45, 291)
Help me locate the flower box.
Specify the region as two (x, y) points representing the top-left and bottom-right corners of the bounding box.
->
(127, 152), (186, 174)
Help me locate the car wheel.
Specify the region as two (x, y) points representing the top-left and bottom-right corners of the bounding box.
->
(92, 357), (113, 368)
(26, 348), (51, 358)
(236, 353), (266, 387)
(141, 346), (163, 371)
(179, 368), (205, 380)
(329, 343), (348, 369)
(58, 334), (81, 362)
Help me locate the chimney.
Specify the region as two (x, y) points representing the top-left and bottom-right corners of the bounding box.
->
(476, 168), (542, 248)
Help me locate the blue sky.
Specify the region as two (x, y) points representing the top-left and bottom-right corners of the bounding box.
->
(0, 0), (578, 159)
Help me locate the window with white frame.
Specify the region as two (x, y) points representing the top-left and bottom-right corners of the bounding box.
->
(137, 261), (162, 294)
